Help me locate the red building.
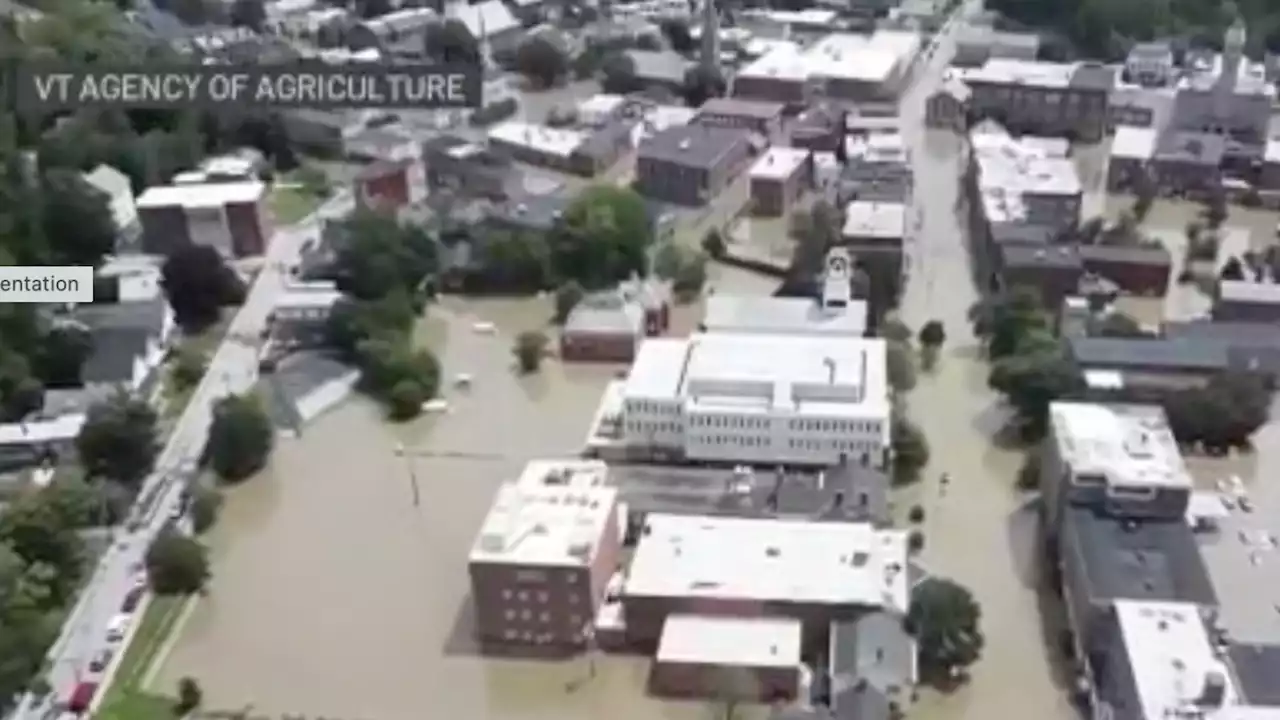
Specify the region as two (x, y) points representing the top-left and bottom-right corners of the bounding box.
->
(355, 158), (414, 211)
(135, 181), (272, 258)
(468, 461), (622, 654)
(560, 280), (670, 363)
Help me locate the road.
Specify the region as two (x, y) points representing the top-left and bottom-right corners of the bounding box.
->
(12, 190), (355, 720)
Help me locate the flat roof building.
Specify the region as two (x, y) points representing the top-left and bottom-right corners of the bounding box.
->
(135, 180), (271, 258)
(959, 58), (1112, 142)
(468, 473), (622, 652)
(732, 31), (921, 106)
(749, 146), (812, 217)
(635, 125), (754, 206)
(621, 332), (890, 466)
(622, 513), (909, 645)
(651, 615), (804, 701)
(1042, 402), (1193, 533)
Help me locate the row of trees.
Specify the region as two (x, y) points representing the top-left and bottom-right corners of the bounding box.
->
(323, 209), (442, 420)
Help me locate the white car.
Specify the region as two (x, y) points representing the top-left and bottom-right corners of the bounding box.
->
(105, 614), (131, 643)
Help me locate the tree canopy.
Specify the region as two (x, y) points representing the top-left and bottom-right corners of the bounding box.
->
(908, 577), (985, 681)
(204, 393), (275, 482)
(76, 391), (161, 488)
(146, 530), (210, 595)
(161, 245), (247, 331)
(549, 185), (651, 289)
(516, 36), (569, 89)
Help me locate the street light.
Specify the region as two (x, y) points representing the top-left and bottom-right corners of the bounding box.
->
(394, 443), (421, 507)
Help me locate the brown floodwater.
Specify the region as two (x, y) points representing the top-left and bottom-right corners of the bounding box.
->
(154, 270), (772, 720)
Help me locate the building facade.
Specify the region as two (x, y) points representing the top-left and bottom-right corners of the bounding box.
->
(958, 59), (1113, 142)
(748, 147), (812, 217)
(635, 125), (754, 207)
(135, 181), (272, 258)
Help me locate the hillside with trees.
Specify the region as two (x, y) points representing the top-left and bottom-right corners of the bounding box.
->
(989, 0), (1280, 61)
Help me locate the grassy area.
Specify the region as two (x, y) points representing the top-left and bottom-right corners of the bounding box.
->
(160, 318), (232, 422)
(269, 165), (330, 225)
(93, 594), (188, 720)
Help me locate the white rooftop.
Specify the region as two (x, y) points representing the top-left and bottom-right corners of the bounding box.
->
(469, 482), (618, 568)
(82, 164), (132, 198)
(626, 514), (911, 610)
(136, 180), (266, 208)
(275, 287), (343, 310)
(1218, 280), (1280, 305)
(702, 294), (867, 337)
(577, 93), (626, 120)
(842, 201), (907, 240)
(1112, 125), (1159, 160)
(749, 146), (811, 181)
(515, 458), (610, 490)
(488, 121), (586, 159)
(656, 615), (803, 668)
(971, 124), (1081, 224)
(961, 58), (1076, 88)
(444, 0), (519, 38)
(805, 31), (920, 84)
(1111, 600), (1280, 720)
(0, 414), (85, 446)
(742, 8), (838, 26)
(1048, 402), (1191, 490)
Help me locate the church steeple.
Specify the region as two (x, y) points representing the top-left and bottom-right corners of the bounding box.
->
(700, 0), (720, 74)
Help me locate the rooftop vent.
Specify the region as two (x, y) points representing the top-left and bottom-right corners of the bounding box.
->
(678, 138), (692, 150)
(852, 551), (870, 566)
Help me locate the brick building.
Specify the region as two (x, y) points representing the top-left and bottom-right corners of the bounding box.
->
(135, 180), (271, 258)
(694, 98), (787, 145)
(467, 462), (622, 654)
(748, 147), (812, 217)
(635, 125), (755, 206)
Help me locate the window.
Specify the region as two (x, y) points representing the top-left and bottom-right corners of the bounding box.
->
(568, 592), (580, 605)
(540, 611), (551, 623)
(520, 609), (532, 620)
(538, 591), (549, 603)
(505, 609), (516, 620)
(502, 589), (512, 600)
(517, 590), (529, 601)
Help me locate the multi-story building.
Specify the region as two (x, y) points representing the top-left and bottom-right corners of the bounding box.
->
(1040, 402), (1194, 537)
(1169, 22), (1273, 149)
(467, 464), (622, 653)
(732, 31), (921, 107)
(135, 180), (271, 258)
(621, 514), (912, 649)
(957, 59), (1113, 142)
(620, 332), (891, 467)
(694, 98), (787, 144)
(967, 123), (1082, 278)
(841, 200), (907, 291)
(635, 125), (754, 207)
(269, 282), (343, 349)
(1124, 42), (1176, 87)
(748, 146), (812, 217)
(487, 120), (632, 178)
(1214, 280), (1280, 323)
(952, 25), (1040, 67)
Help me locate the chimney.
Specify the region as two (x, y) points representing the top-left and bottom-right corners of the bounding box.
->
(1197, 670), (1227, 708)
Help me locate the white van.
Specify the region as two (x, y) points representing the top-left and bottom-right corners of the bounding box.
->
(105, 614), (131, 643)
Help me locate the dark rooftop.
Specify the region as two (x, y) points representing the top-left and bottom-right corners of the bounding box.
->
(1228, 644), (1280, 707)
(486, 190), (573, 233)
(1155, 131), (1226, 166)
(697, 97), (787, 120)
(1079, 244), (1173, 265)
(638, 125), (752, 169)
(1068, 336), (1230, 372)
(81, 327), (151, 385)
(70, 298), (169, 337)
(574, 118), (637, 162)
(1001, 244), (1082, 270)
(1065, 506), (1219, 607)
(1070, 63), (1116, 91)
(827, 611), (915, 720)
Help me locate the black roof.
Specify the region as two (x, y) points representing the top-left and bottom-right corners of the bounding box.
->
(1079, 244), (1173, 266)
(1089, 610), (1145, 720)
(81, 327), (151, 384)
(1228, 643), (1280, 707)
(638, 124), (751, 169)
(1001, 243), (1082, 270)
(828, 612), (915, 720)
(1068, 336), (1231, 372)
(1065, 506), (1219, 607)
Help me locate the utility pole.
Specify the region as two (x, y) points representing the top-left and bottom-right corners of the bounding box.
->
(394, 443), (421, 507)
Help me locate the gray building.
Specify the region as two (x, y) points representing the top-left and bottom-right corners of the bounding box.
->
(958, 59), (1113, 142)
(1214, 280), (1280, 323)
(694, 98), (787, 144)
(625, 50), (694, 91)
(635, 125), (754, 206)
(347, 7), (436, 57)
(423, 135), (518, 199)
(951, 25), (1040, 67)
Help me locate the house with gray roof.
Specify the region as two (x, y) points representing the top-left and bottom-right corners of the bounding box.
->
(625, 50), (694, 91)
(64, 298), (175, 397)
(635, 125), (754, 206)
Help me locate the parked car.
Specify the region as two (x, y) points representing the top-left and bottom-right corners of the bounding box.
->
(88, 648), (114, 673)
(121, 586), (146, 613)
(105, 614), (131, 643)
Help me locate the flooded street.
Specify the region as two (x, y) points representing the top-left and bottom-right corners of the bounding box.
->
(889, 16), (1080, 720)
(155, 269), (772, 720)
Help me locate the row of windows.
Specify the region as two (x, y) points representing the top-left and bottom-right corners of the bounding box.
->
(500, 629), (584, 644)
(627, 420), (680, 435)
(501, 608), (584, 626)
(633, 416), (884, 434)
(687, 435), (875, 452)
(690, 415), (769, 430)
(628, 400), (678, 416)
(788, 418), (881, 434)
(500, 588), (582, 604)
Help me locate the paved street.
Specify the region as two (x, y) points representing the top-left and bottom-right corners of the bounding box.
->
(13, 191), (355, 720)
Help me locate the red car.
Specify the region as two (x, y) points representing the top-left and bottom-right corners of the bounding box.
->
(67, 681), (100, 715)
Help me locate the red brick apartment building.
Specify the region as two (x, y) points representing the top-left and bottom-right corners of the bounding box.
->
(135, 180), (272, 258)
(468, 463), (622, 654)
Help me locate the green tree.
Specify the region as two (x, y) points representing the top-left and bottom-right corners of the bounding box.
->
(387, 379), (427, 421)
(516, 36), (569, 88)
(325, 292), (416, 358)
(660, 18), (695, 52)
(170, 345), (208, 393)
(1164, 371), (1272, 451)
(0, 494), (84, 603)
(76, 391), (160, 487)
(175, 677), (203, 715)
(331, 209), (437, 301)
(476, 230), (551, 291)
(653, 242), (685, 279)
(600, 52), (640, 94)
(424, 19), (480, 63)
(680, 65), (726, 108)
(701, 228), (726, 259)
(40, 169), (117, 267)
(880, 318), (913, 345)
(908, 577), (984, 680)
(673, 253), (708, 302)
(205, 393), (274, 482)
(146, 530), (210, 595)
(161, 244), (246, 331)
(188, 485), (223, 535)
(550, 185), (651, 288)
(918, 320), (946, 370)
(988, 349), (1079, 440)
(37, 323), (92, 388)
(1202, 186), (1228, 229)
(886, 341), (917, 394)
(970, 287), (1052, 359)
(554, 281), (585, 324)
(1132, 171), (1156, 222)
(891, 412), (930, 486)
(514, 330), (549, 374)
(1096, 312), (1147, 338)
(229, 0), (266, 30)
